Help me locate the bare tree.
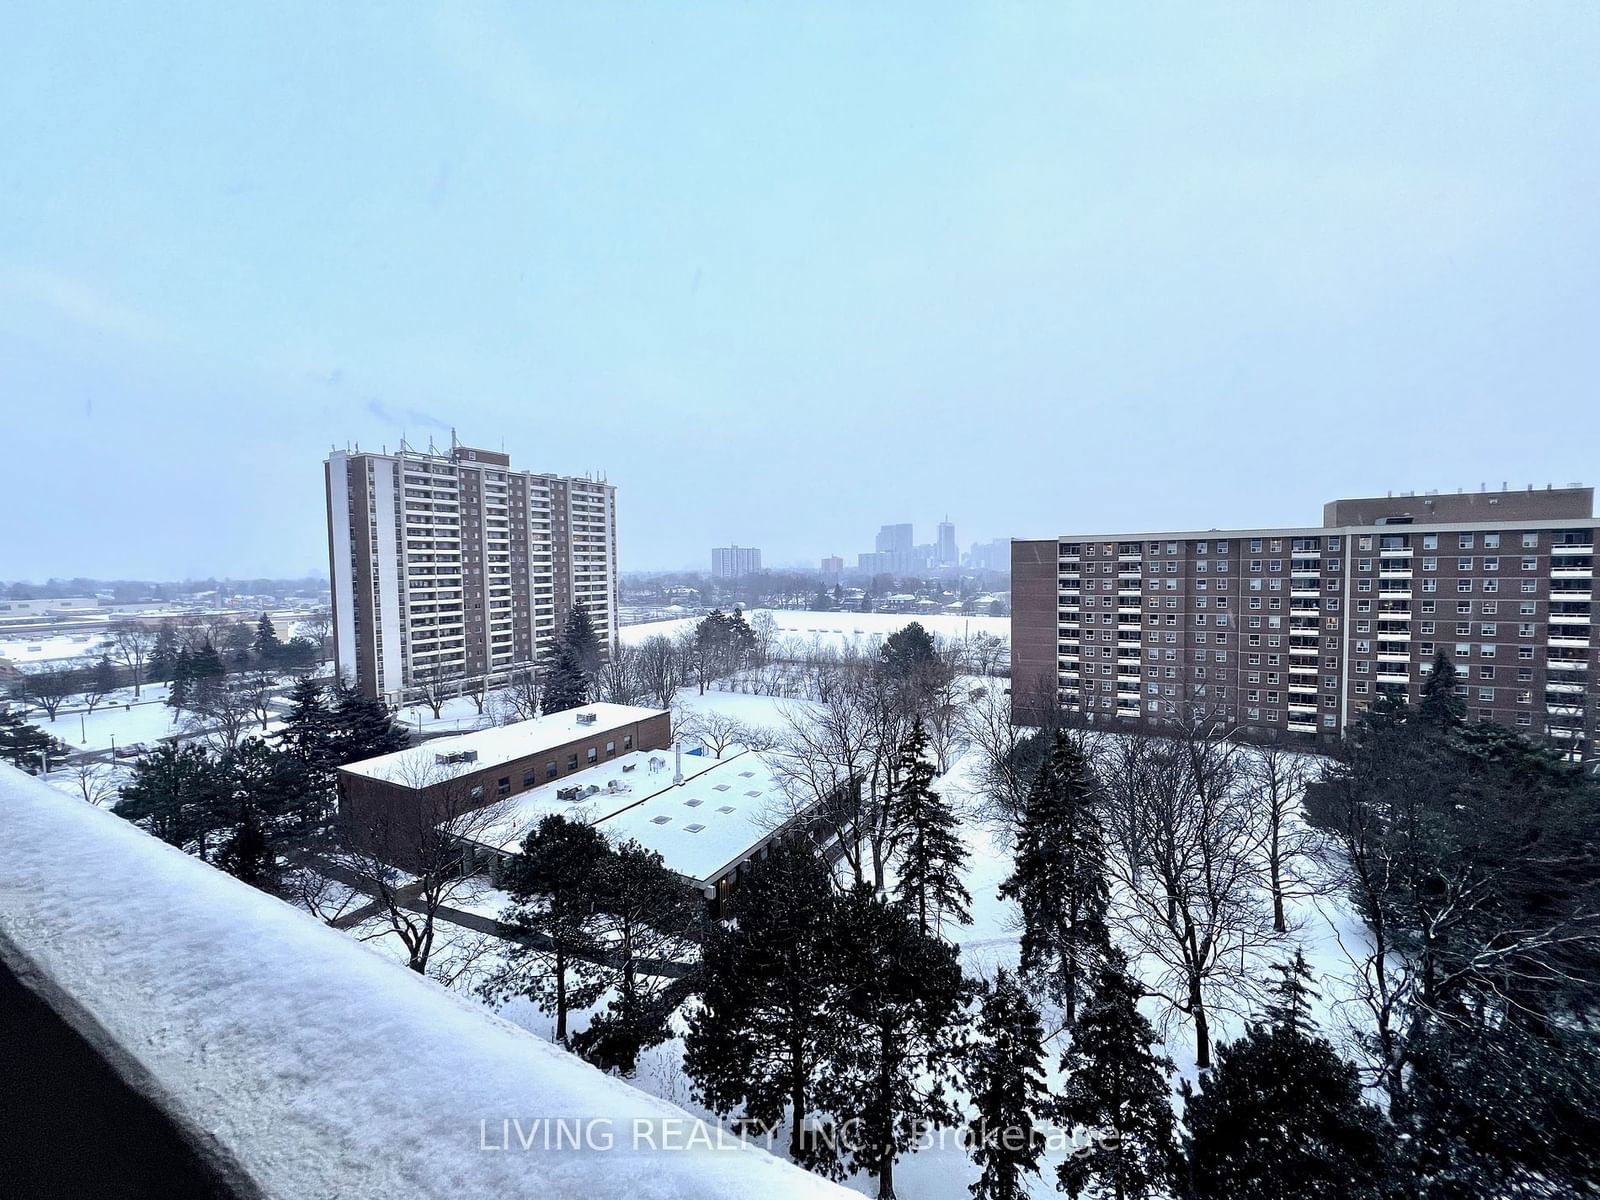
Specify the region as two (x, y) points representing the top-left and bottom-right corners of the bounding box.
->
(283, 866), (368, 927)
(237, 667), (280, 731)
(678, 710), (749, 758)
(749, 681), (874, 886)
(63, 759), (123, 807)
(411, 662), (459, 720)
(921, 643), (972, 773)
(105, 621), (157, 698)
(634, 634), (681, 709)
(182, 680), (255, 748)
(1241, 738), (1323, 933)
(1099, 716), (1276, 1069)
(492, 667), (542, 724)
(10, 661), (83, 721)
(594, 641), (645, 705)
(336, 751), (513, 975)
(962, 682), (1068, 827)
(463, 674), (488, 716)
(301, 609), (334, 663)
(76, 656), (118, 714)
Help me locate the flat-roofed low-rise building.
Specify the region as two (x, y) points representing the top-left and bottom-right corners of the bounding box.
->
(335, 703), (670, 863)
(1013, 486), (1597, 760)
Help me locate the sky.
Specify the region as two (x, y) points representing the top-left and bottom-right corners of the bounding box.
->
(2, 3), (1598, 580)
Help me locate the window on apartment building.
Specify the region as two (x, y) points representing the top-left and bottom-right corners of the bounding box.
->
(471, 785), (485, 802)
(586, 748), (598, 765)
(496, 776), (511, 797)
(546, 760), (558, 779)
(567, 754), (579, 771)
(522, 767), (535, 788)
(1522, 533), (1538, 547)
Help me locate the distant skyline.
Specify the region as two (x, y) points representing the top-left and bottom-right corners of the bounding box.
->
(4, 4), (1599, 580)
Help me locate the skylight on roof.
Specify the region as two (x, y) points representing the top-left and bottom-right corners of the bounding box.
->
(651, 815), (671, 825)
(717, 805), (735, 814)
(684, 798), (702, 807)
(746, 790), (762, 798)
(684, 824), (706, 833)
(739, 771), (755, 778)
(713, 783), (731, 792)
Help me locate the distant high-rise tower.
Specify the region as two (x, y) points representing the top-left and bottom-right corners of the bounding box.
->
(820, 555), (844, 583)
(711, 545), (762, 579)
(325, 440), (618, 703)
(876, 523), (914, 554)
(937, 518), (957, 567)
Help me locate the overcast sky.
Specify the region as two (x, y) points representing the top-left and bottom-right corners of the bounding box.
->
(3, 4), (1598, 581)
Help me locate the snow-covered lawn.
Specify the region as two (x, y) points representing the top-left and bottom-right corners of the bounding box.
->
(622, 608), (1009, 654)
(31, 692), (185, 754)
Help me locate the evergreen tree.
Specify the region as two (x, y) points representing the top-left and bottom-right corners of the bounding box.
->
(273, 676), (338, 795)
(0, 706), (71, 774)
(571, 840), (700, 1073)
(889, 718), (971, 933)
(1418, 647), (1465, 728)
(329, 680), (410, 764)
(253, 613), (283, 665)
(881, 620), (938, 678)
(482, 815), (610, 1045)
(113, 742), (231, 860)
(1055, 952), (1174, 1200)
(725, 607), (758, 668)
(147, 622), (179, 683)
(997, 732), (1111, 1025)
(89, 655), (119, 706)
(1178, 953), (1394, 1200)
(189, 638), (226, 708)
(963, 968), (1050, 1200)
(224, 736), (314, 836)
(821, 886), (971, 1200)
(166, 646), (193, 713)
(216, 799), (279, 892)
(563, 603), (602, 679)
(540, 638), (590, 715)
(685, 843), (847, 1172)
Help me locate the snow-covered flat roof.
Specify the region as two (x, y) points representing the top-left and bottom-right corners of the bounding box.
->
(0, 765), (857, 1200)
(597, 751), (788, 888)
(467, 748), (723, 854)
(339, 703), (667, 781)
(457, 748), (796, 889)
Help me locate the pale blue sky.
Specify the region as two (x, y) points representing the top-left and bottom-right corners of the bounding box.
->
(3, 3), (1598, 579)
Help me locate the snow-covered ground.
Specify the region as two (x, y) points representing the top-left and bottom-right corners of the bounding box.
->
(622, 608), (1008, 654)
(333, 681), (1373, 1200)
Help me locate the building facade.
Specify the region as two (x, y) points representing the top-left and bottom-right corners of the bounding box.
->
(1012, 488), (1597, 760)
(936, 519), (957, 567)
(325, 441), (618, 703)
(711, 545), (762, 579)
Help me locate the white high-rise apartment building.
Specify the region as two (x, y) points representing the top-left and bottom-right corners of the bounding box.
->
(325, 440), (618, 703)
(711, 545), (761, 579)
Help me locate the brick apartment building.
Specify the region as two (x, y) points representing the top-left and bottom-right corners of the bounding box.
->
(1012, 486), (1597, 760)
(325, 439), (618, 703)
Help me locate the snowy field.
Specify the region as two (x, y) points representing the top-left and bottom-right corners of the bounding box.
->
(621, 608), (1008, 655)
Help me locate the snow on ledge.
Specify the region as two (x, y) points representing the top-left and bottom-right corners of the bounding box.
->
(0, 765), (854, 1200)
